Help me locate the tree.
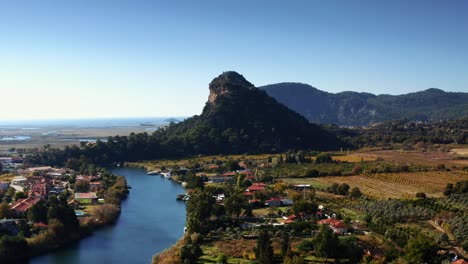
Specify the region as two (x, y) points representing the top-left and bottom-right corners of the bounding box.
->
(179, 235), (202, 264)
(315, 153), (333, 164)
(349, 187), (362, 199)
(74, 180), (90, 192)
(224, 192), (246, 218)
(186, 191), (216, 234)
(27, 199), (48, 223)
(216, 253), (227, 264)
(416, 192), (427, 199)
(6, 187), (15, 198)
(404, 234), (438, 264)
(0, 235), (29, 263)
(281, 229), (291, 257)
(337, 183), (350, 195)
(314, 225), (339, 260)
(0, 203), (11, 218)
(304, 169), (319, 177)
(93, 203), (120, 224)
(14, 192), (26, 201)
(291, 199), (317, 215)
(186, 173), (204, 190)
(255, 229), (273, 264)
(437, 233), (449, 245)
(225, 159), (240, 171)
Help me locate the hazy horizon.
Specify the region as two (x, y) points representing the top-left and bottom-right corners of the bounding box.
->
(1, 0), (468, 120)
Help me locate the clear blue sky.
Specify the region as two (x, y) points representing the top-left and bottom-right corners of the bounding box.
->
(1, 0), (467, 120)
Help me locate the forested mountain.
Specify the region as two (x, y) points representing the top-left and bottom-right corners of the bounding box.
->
(260, 83), (468, 126)
(155, 71), (344, 155)
(25, 72), (345, 166)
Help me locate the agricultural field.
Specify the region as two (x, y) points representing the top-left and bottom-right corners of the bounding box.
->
(353, 149), (468, 167)
(284, 170), (468, 199)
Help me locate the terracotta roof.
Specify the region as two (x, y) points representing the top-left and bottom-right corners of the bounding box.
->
(286, 214), (297, 220)
(453, 260), (468, 264)
(247, 183), (267, 192)
(266, 197), (282, 203)
(11, 197), (41, 213)
(34, 222), (48, 228)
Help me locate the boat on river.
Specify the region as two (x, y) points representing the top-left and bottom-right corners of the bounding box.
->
(161, 171), (172, 179)
(147, 170), (160, 175)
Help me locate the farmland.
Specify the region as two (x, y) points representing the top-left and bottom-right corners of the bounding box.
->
(284, 171), (467, 199)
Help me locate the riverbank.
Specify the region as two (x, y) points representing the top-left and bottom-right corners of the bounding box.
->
(25, 175), (129, 261)
(30, 167), (186, 264)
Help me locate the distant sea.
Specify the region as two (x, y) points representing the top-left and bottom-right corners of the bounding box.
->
(0, 117), (187, 129)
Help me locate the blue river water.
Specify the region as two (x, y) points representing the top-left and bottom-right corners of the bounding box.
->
(31, 167), (186, 264)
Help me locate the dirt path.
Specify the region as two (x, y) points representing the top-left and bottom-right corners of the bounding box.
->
(428, 220), (466, 257)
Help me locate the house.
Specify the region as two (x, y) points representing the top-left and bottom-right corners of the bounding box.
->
(209, 176), (233, 183)
(11, 197), (42, 215)
(281, 198), (294, 206)
(27, 166), (53, 173)
(0, 157), (13, 164)
(318, 218), (348, 234)
(239, 169), (255, 180)
(11, 156), (23, 163)
(0, 181), (9, 191)
(0, 219), (19, 235)
(283, 214), (297, 224)
(265, 197), (282, 207)
(206, 164), (219, 170)
(246, 183), (267, 192)
(29, 183), (48, 197)
(293, 184), (311, 191)
(453, 259), (468, 264)
(11, 176), (27, 187)
(90, 181), (102, 191)
(74, 192), (98, 203)
(33, 222), (48, 229)
(223, 172), (237, 177)
(248, 199), (262, 207)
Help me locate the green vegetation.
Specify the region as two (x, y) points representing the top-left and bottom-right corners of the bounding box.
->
(261, 82), (468, 126)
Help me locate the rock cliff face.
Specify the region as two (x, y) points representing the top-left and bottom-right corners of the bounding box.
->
(207, 71), (255, 104)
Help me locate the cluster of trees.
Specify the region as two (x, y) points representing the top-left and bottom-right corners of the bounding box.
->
(296, 225), (363, 262)
(334, 117), (468, 148)
(326, 183), (350, 196)
(326, 183), (362, 198)
(444, 180), (468, 196)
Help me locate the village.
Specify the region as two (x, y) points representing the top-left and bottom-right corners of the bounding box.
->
(0, 155), (124, 241)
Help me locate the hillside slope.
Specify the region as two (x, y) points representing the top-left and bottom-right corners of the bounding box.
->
(260, 83), (468, 126)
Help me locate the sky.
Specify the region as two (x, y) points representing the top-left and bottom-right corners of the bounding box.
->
(1, 0), (467, 120)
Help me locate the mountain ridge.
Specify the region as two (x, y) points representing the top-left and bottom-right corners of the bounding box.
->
(259, 83), (468, 126)
(157, 72), (344, 155)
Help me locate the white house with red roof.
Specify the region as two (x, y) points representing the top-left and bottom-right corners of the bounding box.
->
(318, 218), (348, 234)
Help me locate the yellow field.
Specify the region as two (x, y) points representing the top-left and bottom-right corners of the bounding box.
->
(284, 170), (468, 199)
(332, 155), (377, 163)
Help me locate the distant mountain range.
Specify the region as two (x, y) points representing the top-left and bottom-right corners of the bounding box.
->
(158, 72), (344, 154)
(260, 83), (468, 126)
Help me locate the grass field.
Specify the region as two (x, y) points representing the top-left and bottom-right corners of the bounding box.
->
(284, 170), (468, 199)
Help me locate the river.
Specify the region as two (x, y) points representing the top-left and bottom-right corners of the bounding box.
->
(31, 167), (186, 264)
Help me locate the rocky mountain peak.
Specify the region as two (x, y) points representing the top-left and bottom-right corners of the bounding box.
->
(208, 71), (255, 104)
